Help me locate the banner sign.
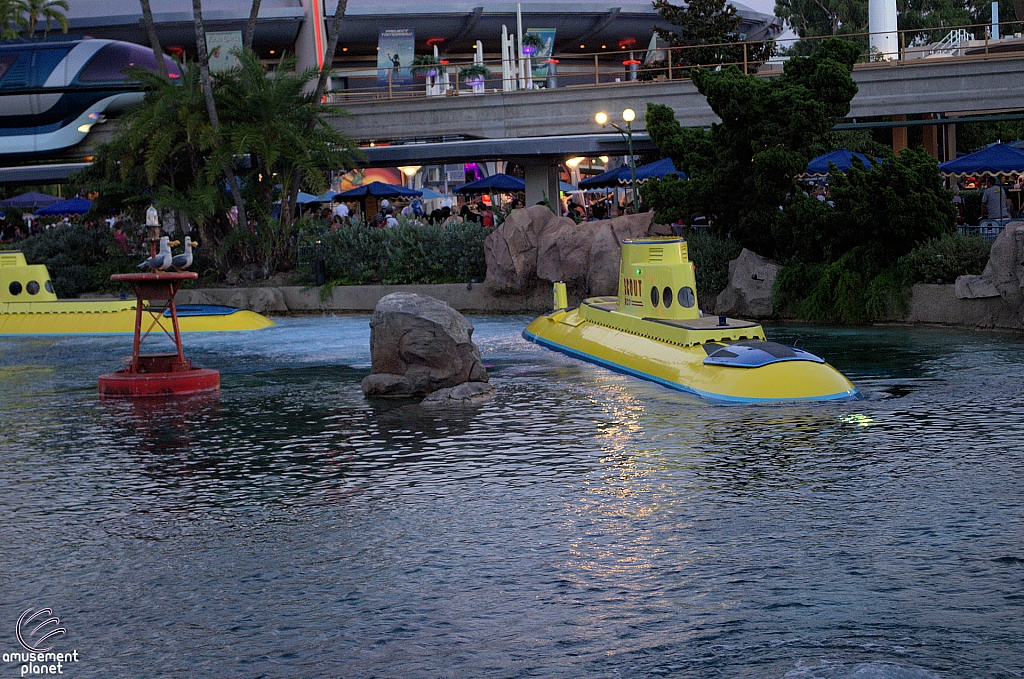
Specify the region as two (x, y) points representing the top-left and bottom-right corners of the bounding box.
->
(206, 31), (243, 73)
(527, 28), (556, 78)
(377, 28), (414, 85)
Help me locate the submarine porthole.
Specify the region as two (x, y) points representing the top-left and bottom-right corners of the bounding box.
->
(650, 286), (659, 307)
(9, 281), (22, 296)
(678, 286), (696, 308)
(663, 286), (673, 308)
(26, 281), (39, 295)
(45, 280), (53, 293)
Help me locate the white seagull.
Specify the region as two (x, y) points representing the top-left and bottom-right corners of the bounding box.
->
(171, 238), (197, 271)
(138, 236), (173, 271)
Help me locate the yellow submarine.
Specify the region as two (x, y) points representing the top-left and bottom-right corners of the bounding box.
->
(0, 251), (274, 335)
(523, 237), (858, 404)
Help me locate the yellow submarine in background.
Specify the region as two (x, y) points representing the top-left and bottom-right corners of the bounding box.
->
(0, 251), (274, 335)
(523, 237), (858, 404)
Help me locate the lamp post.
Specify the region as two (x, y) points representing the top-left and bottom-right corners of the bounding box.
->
(596, 108), (639, 214)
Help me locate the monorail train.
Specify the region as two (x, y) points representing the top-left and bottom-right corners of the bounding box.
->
(0, 37), (179, 157)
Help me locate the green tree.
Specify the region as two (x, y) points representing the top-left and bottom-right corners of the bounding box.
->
(0, 0), (21, 38)
(13, 0), (67, 37)
(642, 38), (862, 255)
(652, 0), (775, 74)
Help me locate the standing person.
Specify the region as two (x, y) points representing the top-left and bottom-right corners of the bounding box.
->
(480, 203), (495, 227)
(333, 200), (350, 224)
(981, 176), (1011, 224)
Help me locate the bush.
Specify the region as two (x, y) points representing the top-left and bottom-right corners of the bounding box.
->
(898, 233), (991, 285)
(18, 225), (136, 298)
(960, 189), (983, 226)
(686, 231), (741, 300)
(298, 219), (489, 286)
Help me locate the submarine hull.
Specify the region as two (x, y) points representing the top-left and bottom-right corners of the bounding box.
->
(524, 309), (859, 404)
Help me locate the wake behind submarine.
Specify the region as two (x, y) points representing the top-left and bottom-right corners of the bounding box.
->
(523, 237), (859, 404)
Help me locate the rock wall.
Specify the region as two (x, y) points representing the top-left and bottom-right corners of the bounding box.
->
(484, 208), (657, 303)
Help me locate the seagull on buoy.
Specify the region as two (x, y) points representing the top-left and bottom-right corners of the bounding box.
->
(171, 238), (197, 271)
(138, 236), (173, 271)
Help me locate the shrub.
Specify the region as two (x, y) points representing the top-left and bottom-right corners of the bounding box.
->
(960, 189), (983, 226)
(898, 233), (991, 285)
(686, 231), (741, 300)
(298, 219), (489, 286)
(18, 225), (136, 298)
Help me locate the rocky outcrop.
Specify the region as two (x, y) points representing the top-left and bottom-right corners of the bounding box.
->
(360, 292), (489, 398)
(715, 248), (781, 318)
(483, 205), (559, 293)
(586, 213), (655, 296)
(955, 222), (1024, 303)
(536, 217), (595, 292)
(420, 381), (495, 406)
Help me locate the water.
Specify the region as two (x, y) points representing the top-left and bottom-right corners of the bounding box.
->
(1, 317), (1023, 678)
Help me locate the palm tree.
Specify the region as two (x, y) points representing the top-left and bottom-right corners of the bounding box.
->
(281, 0), (348, 227)
(243, 0), (261, 51)
(14, 0), (68, 37)
(191, 0), (248, 231)
(0, 0), (22, 38)
(138, 0), (169, 80)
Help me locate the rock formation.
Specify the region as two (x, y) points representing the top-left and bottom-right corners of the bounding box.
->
(715, 248), (781, 318)
(483, 206), (559, 293)
(361, 292), (490, 399)
(586, 213), (654, 296)
(956, 222), (1024, 304)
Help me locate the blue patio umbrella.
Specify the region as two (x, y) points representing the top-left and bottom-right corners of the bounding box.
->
(335, 181), (423, 198)
(454, 173), (525, 194)
(803, 150), (878, 178)
(631, 157), (686, 182)
(579, 158), (685, 189)
(34, 197), (92, 215)
(559, 181), (578, 193)
(578, 165), (628, 189)
(316, 190), (340, 202)
(0, 191), (63, 209)
(938, 143), (1024, 177)
(295, 191), (322, 204)
(418, 188), (453, 200)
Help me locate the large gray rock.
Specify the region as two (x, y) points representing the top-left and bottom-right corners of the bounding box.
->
(421, 381), (496, 406)
(982, 222), (1024, 303)
(361, 292), (489, 398)
(715, 248), (781, 318)
(586, 213), (655, 296)
(536, 217), (595, 289)
(955, 274), (1000, 299)
(483, 206), (559, 293)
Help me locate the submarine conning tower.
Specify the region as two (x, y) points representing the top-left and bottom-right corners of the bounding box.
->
(618, 238), (700, 320)
(0, 251), (58, 303)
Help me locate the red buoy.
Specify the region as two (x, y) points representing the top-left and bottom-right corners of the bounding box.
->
(98, 271), (220, 397)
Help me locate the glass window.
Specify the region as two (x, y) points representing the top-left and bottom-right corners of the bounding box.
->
(0, 53), (28, 89)
(677, 286), (695, 308)
(26, 280), (39, 295)
(663, 286), (673, 308)
(34, 48), (72, 86)
(650, 285), (659, 307)
(9, 281), (22, 295)
(45, 280), (53, 293)
(78, 42), (170, 83)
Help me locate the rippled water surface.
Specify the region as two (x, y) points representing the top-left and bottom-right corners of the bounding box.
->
(1, 316), (1023, 678)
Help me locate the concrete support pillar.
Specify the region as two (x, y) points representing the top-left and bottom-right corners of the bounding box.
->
(922, 114), (939, 159)
(296, 0), (326, 92)
(892, 115), (908, 155)
(522, 159), (560, 213)
(945, 122), (957, 163)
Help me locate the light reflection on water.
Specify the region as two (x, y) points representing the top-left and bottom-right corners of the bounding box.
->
(1, 316), (1023, 678)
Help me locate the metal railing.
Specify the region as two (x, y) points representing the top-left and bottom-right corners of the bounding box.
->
(319, 20), (1024, 105)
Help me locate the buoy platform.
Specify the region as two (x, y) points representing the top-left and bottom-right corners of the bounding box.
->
(98, 272), (220, 397)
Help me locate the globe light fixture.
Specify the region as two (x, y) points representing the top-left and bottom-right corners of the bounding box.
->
(594, 109), (640, 214)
